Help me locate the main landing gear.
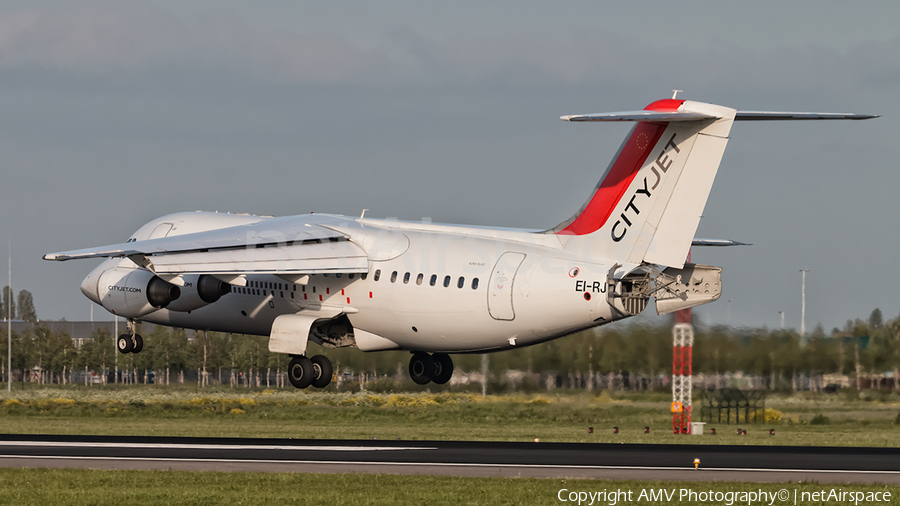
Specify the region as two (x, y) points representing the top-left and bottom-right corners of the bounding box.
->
(288, 355), (333, 389)
(409, 352), (453, 385)
(117, 320), (143, 354)
(116, 333), (143, 354)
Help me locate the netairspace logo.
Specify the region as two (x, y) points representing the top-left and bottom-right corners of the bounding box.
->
(556, 487), (893, 505)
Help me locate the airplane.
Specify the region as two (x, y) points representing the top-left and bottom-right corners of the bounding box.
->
(44, 96), (877, 389)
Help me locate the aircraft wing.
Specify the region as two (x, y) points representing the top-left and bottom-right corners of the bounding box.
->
(43, 214), (369, 276)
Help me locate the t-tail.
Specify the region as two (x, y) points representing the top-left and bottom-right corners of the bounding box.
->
(552, 98), (877, 269)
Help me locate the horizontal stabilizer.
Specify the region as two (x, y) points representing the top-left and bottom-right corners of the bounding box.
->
(734, 111), (880, 121)
(691, 238), (751, 247)
(562, 110), (878, 123)
(561, 110), (717, 122)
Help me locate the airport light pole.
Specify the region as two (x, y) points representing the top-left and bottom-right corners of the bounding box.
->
(114, 317), (118, 384)
(778, 311), (784, 330)
(7, 249), (11, 392)
(480, 354), (488, 397)
(799, 269), (809, 346)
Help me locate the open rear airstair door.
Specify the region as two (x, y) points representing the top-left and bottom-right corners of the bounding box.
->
(487, 252), (526, 321)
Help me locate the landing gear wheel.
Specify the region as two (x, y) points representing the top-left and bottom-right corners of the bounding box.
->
(310, 355), (333, 388)
(117, 334), (133, 354)
(132, 334), (144, 354)
(431, 353), (454, 385)
(409, 352), (434, 385)
(288, 356), (315, 389)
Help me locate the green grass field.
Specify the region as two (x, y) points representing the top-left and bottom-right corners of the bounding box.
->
(1, 387), (898, 503)
(1, 387), (898, 446)
(0, 468), (897, 506)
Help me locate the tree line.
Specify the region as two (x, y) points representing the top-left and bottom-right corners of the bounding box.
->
(0, 286), (37, 322)
(2, 306), (898, 392)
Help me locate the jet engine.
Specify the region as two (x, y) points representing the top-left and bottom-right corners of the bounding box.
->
(97, 268), (181, 318)
(165, 274), (232, 312)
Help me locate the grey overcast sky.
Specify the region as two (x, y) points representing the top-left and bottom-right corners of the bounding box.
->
(1, 1), (897, 332)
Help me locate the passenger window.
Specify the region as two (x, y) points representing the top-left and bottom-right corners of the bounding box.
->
(416, 273), (424, 285)
(443, 275), (450, 287)
(403, 272), (411, 284)
(429, 274), (437, 286)
(374, 270), (381, 281)
(472, 278), (479, 290)
(390, 271), (398, 283)
(458, 276), (465, 289)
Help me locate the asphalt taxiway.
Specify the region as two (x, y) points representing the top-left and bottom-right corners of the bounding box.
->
(0, 435), (897, 483)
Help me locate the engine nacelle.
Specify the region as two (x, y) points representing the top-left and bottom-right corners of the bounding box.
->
(166, 274), (232, 312)
(97, 268), (181, 318)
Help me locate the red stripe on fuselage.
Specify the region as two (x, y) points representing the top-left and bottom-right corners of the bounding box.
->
(557, 122), (667, 235)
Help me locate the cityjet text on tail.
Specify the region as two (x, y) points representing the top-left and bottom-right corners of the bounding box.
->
(44, 97), (877, 389)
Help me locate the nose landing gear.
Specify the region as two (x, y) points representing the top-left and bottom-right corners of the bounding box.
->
(409, 352), (453, 385)
(288, 355), (333, 389)
(117, 320), (143, 354)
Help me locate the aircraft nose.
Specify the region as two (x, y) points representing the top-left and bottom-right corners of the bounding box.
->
(80, 265), (102, 305)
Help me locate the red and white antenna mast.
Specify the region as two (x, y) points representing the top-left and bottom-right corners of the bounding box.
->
(672, 251), (694, 434)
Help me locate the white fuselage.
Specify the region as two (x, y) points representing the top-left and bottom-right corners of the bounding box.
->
(85, 212), (628, 353)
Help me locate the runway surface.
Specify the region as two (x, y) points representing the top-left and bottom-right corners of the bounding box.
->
(1, 434), (898, 484)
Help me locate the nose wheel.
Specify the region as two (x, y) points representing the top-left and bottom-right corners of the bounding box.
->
(409, 352), (453, 385)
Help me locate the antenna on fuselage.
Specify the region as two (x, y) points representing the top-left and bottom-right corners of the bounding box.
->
(360, 209), (369, 219)
(672, 90), (683, 99)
